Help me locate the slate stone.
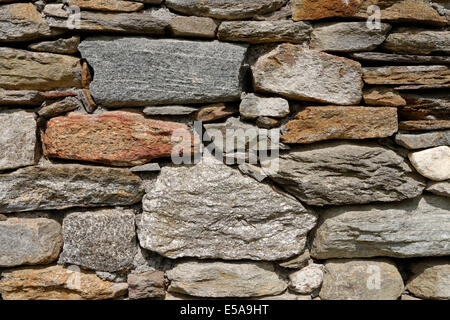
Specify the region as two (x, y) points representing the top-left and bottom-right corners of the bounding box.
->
(383, 28), (450, 55)
(395, 131), (450, 149)
(311, 195), (450, 259)
(79, 37), (248, 107)
(0, 164), (143, 213)
(263, 141), (426, 206)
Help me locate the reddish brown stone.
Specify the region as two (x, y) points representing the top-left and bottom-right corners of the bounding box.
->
(282, 106), (398, 144)
(40, 90), (79, 99)
(196, 103), (235, 122)
(292, 0), (361, 21)
(363, 87), (406, 107)
(82, 61), (92, 89)
(42, 111), (192, 166)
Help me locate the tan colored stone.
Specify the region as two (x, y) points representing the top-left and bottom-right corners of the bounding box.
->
(282, 106), (398, 144)
(169, 16), (217, 39)
(383, 28), (450, 55)
(0, 48), (82, 91)
(408, 146), (450, 181)
(128, 271), (165, 299)
(363, 65), (450, 85)
(42, 111), (192, 166)
(292, 0), (361, 21)
(0, 3), (62, 42)
(320, 259), (404, 300)
(196, 103), (235, 122)
(67, 0), (144, 12)
(407, 258), (450, 300)
(0, 265), (128, 300)
(363, 87), (406, 107)
(399, 120), (450, 131)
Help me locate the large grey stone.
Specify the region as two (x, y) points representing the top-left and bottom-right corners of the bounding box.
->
(166, 0), (287, 20)
(310, 22), (391, 52)
(0, 164), (143, 213)
(263, 141), (426, 206)
(167, 261), (287, 298)
(59, 208), (136, 272)
(311, 195), (450, 259)
(0, 216), (62, 267)
(0, 110), (37, 171)
(251, 44), (363, 105)
(407, 258), (450, 300)
(320, 259), (404, 300)
(218, 20), (311, 44)
(79, 37), (248, 107)
(395, 131), (450, 149)
(138, 155), (317, 261)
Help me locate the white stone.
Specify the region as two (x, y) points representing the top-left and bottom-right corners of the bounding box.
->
(409, 146), (450, 181)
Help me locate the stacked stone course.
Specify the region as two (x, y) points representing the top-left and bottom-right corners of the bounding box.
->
(0, 0), (449, 300)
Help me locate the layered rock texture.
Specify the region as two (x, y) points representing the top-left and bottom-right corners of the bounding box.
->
(0, 0), (448, 301)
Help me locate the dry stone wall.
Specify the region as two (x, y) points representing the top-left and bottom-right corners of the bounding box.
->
(0, 0), (449, 300)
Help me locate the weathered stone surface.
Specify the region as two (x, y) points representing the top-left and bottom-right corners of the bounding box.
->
(399, 120), (450, 131)
(264, 141), (425, 206)
(0, 265), (128, 300)
(350, 52), (450, 65)
(79, 37), (248, 107)
(42, 112), (191, 166)
(166, 0), (287, 20)
(167, 261), (287, 298)
(218, 20), (311, 44)
(292, 0), (361, 20)
(240, 93), (290, 120)
(169, 16), (217, 38)
(311, 195), (450, 259)
(138, 155), (317, 260)
(143, 105), (198, 116)
(397, 93), (450, 120)
(0, 3), (62, 42)
(0, 217), (62, 267)
(363, 65), (450, 85)
(383, 29), (450, 55)
(289, 264), (324, 294)
(59, 208), (136, 272)
(67, 0), (144, 12)
(409, 146), (450, 181)
(28, 36), (80, 55)
(204, 117), (281, 155)
(281, 107), (398, 144)
(320, 259), (404, 300)
(0, 89), (44, 106)
(0, 164), (143, 213)
(407, 259), (450, 300)
(252, 44), (363, 105)
(395, 131), (450, 149)
(0, 110), (37, 171)
(427, 181), (450, 198)
(38, 97), (83, 118)
(196, 103), (235, 122)
(128, 271), (165, 299)
(254, 2), (293, 21)
(363, 87), (406, 107)
(0, 48), (82, 91)
(310, 22), (391, 52)
(293, 0), (447, 25)
(46, 10), (168, 34)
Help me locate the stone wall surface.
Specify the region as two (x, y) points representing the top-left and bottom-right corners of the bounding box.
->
(0, 0), (449, 301)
